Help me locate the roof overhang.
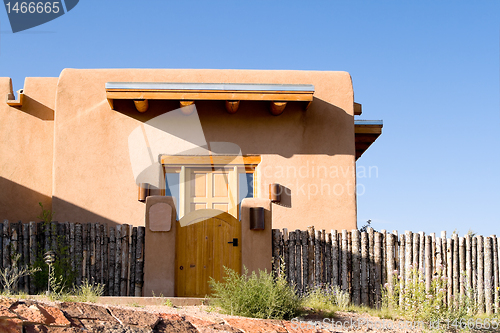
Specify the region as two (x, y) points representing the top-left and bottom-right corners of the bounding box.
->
(106, 82), (315, 115)
(355, 120), (383, 160)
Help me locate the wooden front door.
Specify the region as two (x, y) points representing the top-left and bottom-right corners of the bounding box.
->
(175, 210), (241, 297)
(183, 167), (239, 218)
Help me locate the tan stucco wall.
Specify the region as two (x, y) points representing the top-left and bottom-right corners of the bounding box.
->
(241, 198), (273, 274)
(0, 77), (57, 222)
(143, 196), (177, 297)
(50, 69), (356, 230)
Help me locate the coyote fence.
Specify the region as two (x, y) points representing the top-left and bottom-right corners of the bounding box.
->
(0, 220), (145, 296)
(272, 227), (500, 314)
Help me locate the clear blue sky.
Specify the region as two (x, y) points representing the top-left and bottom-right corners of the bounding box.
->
(1, 1), (499, 237)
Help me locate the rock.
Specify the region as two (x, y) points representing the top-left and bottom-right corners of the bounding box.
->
(225, 317), (288, 333)
(38, 305), (71, 327)
(108, 307), (160, 328)
(184, 315), (241, 333)
(58, 302), (116, 321)
(0, 318), (23, 333)
(10, 301), (70, 327)
(0, 304), (18, 318)
(10, 301), (47, 324)
(154, 314), (198, 333)
(282, 320), (329, 333)
(80, 319), (154, 333)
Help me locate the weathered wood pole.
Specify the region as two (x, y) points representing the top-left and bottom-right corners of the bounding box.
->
(465, 234), (472, 300)
(425, 235), (432, 293)
(452, 233), (459, 307)
(29, 221), (37, 295)
(459, 237), (466, 301)
(361, 231), (369, 306)
(103, 225), (109, 295)
(108, 227), (115, 296)
(129, 227), (137, 296)
(492, 236), (499, 314)
(477, 235), (484, 313)
(431, 233), (436, 270)
(288, 231), (296, 285)
(405, 231), (413, 278)
(120, 225), (130, 296)
(399, 234), (405, 308)
(386, 234), (395, 300)
(307, 226), (315, 289)
(321, 230), (326, 283)
(419, 232), (425, 273)
(296, 230), (303, 291)
(325, 232), (332, 286)
(352, 229), (361, 306)
(74, 223), (82, 286)
(446, 238), (453, 307)
(413, 232), (420, 269)
(472, 236), (478, 301)
(341, 229), (349, 293)
(3, 221), (11, 269)
(114, 225), (122, 296)
(436, 237), (443, 273)
(368, 227), (375, 307)
(484, 237), (493, 315)
(135, 226), (145, 296)
(441, 231), (447, 276)
(331, 230), (339, 287)
(381, 229), (387, 287)
(301, 231), (308, 292)
(22, 223), (29, 293)
(272, 229), (280, 275)
(374, 232), (382, 308)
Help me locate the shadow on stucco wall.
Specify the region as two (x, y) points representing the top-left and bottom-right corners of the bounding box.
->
(112, 97), (355, 158)
(0, 177), (123, 227)
(19, 95), (55, 121)
(0, 177), (52, 223)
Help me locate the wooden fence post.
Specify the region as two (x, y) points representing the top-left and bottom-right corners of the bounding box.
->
(301, 231), (308, 292)
(374, 232), (382, 308)
(341, 229), (348, 293)
(477, 235), (484, 313)
(331, 230), (338, 287)
(425, 235), (432, 293)
(361, 231), (369, 306)
(352, 229), (360, 306)
(485, 237), (493, 315)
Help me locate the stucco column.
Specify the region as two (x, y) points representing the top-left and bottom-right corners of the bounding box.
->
(240, 198), (273, 275)
(143, 196), (177, 297)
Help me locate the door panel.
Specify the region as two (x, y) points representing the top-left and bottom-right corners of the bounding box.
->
(185, 167), (238, 218)
(176, 211), (241, 297)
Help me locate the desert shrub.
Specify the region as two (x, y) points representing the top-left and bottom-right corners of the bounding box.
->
(209, 266), (301, 320)
(302, 285), (350, 311)
(0, 254), (40, 295)
(382, 266), (477, 324)
(48, 278), (104, 302)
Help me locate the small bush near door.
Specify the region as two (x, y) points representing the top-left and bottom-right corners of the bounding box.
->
(209, 266), (301, 320)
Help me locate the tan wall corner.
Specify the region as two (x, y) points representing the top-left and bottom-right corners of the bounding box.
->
(143, 196), (177, 297)
(241, 198), (273, 275)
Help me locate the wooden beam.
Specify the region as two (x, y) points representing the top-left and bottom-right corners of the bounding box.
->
(6, 91), (24, 107)
(106, 90), (313, 102)
(107, 98), (114, 110)
(270, 102), (287, 116)
(354, 124), (383, 135)
(225, 101), (240, 114)
(179, 101), (195, 115)
(354, 102), (362, 116)
(161, 155), (261, 166)
(133, 100), (149, 113)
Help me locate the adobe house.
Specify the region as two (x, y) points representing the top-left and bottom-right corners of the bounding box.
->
(0, 69), (382, 296)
